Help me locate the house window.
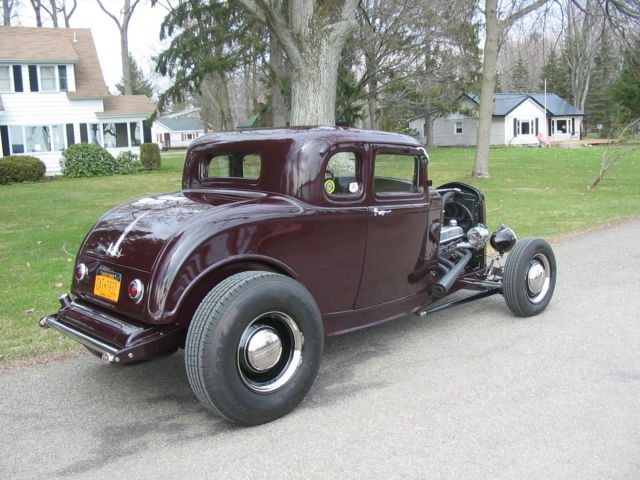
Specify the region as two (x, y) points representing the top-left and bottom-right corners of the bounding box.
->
(52, 125), (65, 151)
(25, 126), (51, 152)
(0, 66), (11, 92)
(129, 122), (141, 146)
(58, 66), (68, 91)
(454, 120), (463, 134)
(102, 123), (129, 148)
(553, 119), (568, 134)
(89, 124), (101, 145)
(40, 66), (57, 92)
(520, 120), (531, 135)
(8, 124), (66, 153)
(9, 126), (24, 153)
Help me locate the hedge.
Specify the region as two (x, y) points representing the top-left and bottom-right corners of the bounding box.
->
(0, 155), (46, 185)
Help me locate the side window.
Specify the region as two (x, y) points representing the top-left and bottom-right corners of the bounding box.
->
(374, 153), (420, 194)
(323, 151), (361, 196)
(206, 153), (261, 179)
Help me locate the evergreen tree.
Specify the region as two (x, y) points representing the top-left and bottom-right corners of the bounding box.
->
(585, 37), (622, 136)
(510, 55), (529, 93)
(610, 40), (640, 125)
(539, 50), (571, 100)
(116, 55), (153, 97)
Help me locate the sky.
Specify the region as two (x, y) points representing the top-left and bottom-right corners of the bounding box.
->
(13, 0), (173, 95)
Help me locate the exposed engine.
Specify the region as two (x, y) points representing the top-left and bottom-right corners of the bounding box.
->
(433, 183), (515, 298)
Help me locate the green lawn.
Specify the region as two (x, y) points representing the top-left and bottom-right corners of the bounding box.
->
(1, 146), (639, 364)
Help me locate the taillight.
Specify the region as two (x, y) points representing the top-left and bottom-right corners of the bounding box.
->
(75, 263), (88, 281)
(128, 279), (144, 303)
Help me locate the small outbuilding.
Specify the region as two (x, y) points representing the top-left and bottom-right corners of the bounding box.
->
(408, 93), (585, 147)
(151, 116), (204, 149)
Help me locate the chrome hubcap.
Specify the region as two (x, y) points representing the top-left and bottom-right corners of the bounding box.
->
(237, 312), (303, 394)
(526, 254), (551, 304)
(243, 327), (282, 372)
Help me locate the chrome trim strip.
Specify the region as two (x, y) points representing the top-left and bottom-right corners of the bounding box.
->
(39, 316), (119, 363)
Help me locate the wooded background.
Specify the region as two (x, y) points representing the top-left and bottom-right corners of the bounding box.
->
(3, 0), (640, 176)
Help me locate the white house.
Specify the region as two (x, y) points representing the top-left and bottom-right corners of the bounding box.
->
(408, 93), (585, 147)
(0, 26), (155, 175)
(151, 116), (204, 149)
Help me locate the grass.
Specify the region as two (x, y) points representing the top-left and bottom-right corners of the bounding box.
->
(1, 146), (639, 365)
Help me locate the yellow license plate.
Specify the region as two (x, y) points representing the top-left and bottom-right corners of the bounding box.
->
(94, 268), (122, 302)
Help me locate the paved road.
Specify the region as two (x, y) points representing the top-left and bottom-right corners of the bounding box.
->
(2, 221), (640, 480)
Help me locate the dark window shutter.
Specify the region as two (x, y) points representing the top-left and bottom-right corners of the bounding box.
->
(80, 123), (88, 143)
(143, 125), (152, 143)
(28, 65), (39, 92)
(571, 118), (575, 135)
(0, 126), (9, 156)
(535, 118), (539, 135)
(513, 118), (518, 136)
(66, 124), (75, 146)
(13, 65), (23, 92)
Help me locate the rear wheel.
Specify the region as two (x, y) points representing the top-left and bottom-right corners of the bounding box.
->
(185, 271), (324, 426)
(503, 237), (557, 317)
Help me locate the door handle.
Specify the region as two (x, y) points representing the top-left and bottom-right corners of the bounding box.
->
(373, 208), (392, 217)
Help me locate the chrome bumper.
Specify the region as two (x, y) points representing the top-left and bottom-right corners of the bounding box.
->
(39, 315), (119, 363)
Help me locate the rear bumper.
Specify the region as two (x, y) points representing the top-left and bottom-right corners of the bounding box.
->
(39, 295), (184, 365)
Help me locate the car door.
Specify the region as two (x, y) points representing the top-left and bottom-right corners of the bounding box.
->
(354, 145), (434, 309)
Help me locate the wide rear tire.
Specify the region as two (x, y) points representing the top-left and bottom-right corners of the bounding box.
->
(185, 271), (324, 426)
(503, 237), (557, 317)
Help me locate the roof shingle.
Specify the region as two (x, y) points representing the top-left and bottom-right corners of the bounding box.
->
(0, 26), (108, 98)
(99, 95), (156, 116)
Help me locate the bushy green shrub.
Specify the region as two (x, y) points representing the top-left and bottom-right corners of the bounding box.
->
(140, 143), (161, 170)
(115, 151), (144, 175)
(0, 155), (46, 185)
(60, 143), (117, 177)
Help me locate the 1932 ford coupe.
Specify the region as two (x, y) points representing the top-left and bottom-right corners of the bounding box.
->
(40, 127), (556, 425)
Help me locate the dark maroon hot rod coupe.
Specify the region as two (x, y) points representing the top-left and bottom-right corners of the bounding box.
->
(40, 127), (556, 425)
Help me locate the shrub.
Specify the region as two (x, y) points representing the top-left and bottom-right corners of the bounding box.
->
(114, 151), (144, 175)
(60, 143), (118, 177)
(0, 155), (46, 185)
(140, 143), (161, 170)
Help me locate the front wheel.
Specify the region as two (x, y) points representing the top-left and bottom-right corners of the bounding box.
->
(185, 271), (324, 426)
(503, 237), (557, 317)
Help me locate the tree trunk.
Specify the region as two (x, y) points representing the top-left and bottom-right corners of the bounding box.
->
(424, 110), (434, 148)
(3, 0), (11, 25)
(198, 70), (234, 132)
(289, 38), (343, 126)
(364, 42), (378, 130)
(472, 0), (499, 178)
(269, 32), (287, 127)
(30, 0), (43, 26)
(238, 0), (358, 126)
(49, 0), (58, 26)
(120, 26), (132, 94)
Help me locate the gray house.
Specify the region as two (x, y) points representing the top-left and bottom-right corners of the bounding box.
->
(409, 93), (585, 147)
(151, 116), (204, 148)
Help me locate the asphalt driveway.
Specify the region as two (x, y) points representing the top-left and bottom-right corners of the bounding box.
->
(2, 220), (640, 479)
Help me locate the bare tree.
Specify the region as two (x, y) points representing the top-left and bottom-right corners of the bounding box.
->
(238, 0), (359, 126)
(95, 0), (142, 95)
(472, 0), (551, 178)
(2, 0), (18, 25)
(589, 119), (640, 188)
(564, 0), (608, 112)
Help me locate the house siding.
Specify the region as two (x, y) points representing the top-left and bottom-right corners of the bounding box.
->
(1, 93), (151, 175)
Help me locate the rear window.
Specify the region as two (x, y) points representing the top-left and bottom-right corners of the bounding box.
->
(206, 153), (261, 179)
